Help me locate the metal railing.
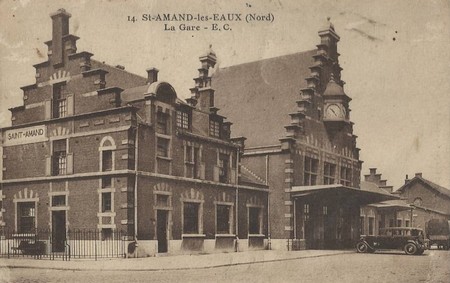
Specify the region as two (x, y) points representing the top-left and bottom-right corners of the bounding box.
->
(0, 228), (128, 260)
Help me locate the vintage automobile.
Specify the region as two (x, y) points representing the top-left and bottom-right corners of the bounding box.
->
(356, 227), (428, 255)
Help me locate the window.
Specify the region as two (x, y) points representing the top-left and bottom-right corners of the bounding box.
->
(405, 220), (410, 227)
(360, 216), (365, 235)
(368, 217), (374, 235)
(102, 150), (112, 171)
(156, 194), (169, 207)
(340, 167), (352, 186)
(185, 146), (193, 163)
(102, 228), (113, 240)
(219, 153), (229, 183)
(157, 138), (169, 157)
(53, 83), (67, 118)
(216, 205), (231, 234)
(176, 110), (190, 129)
(156, 111), (169, 134)
(209, 120), (220, 138)
(397, 219), (402, 227)
(193, 147), (200, 179)
(52, 139), (67, 175)
(304, 157), (318, 185)
(183, 202), (199, 234)
(248, 207), (262, 234)
(102, 192), (112, 212)
(322, 205), (328, 216)
(52, 195), (66, 207)
(303, 204), (310, 221)
(102, 176), (112, 188)
(323, 162), (336, 184)
(18, 202), (35, 233)
(389, 219), (395, 227)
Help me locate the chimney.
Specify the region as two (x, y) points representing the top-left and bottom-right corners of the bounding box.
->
(146, 68), (159, 84)
(405, 174), (409, 184)
(369, 168), (377, 175)
(415, 173), (422, 178)
(50, 9), (71, 66)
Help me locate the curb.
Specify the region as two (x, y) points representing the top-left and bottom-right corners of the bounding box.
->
(1, 251), (354, 272)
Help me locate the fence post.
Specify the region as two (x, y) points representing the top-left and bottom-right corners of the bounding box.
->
(94, 230), (97, 261)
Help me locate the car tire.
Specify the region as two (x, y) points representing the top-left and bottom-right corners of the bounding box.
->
(356, 242), (368, 253)
(404, 243), (418, 255)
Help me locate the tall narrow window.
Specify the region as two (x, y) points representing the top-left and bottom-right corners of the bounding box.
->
(176, 110), (190, 129)
(368, 217), (374, 235)
(53, 83), (67, 118)
(183, 202), (199, 234)
(193, 147), (200, 179)
(304, 157), (318, 185)
(248, 207), (262, 234)
(18, 202), (35, 234)
(157, 138), (169, 157)
(102, 150), (112, 171)
(216, 205), (231, 234)
(156, 111), (169, 134)
(323, 162), (336, 184)
(340, 167), (352, 186)
(219, 153), (229, 183)
(102, 192), (112, 212)
(53, 139), (67, 175)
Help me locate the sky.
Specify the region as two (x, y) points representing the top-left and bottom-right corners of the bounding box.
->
(0, 0), (449, 190)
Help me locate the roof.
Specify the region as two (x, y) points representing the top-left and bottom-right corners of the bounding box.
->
(368, 200), (411, 211)
(395, 176), (450, 199)
(323, 76), (345, 97)
(213, 50), (316, 147)
(290, 184), (398, 205)
(90, 60), (147, 90)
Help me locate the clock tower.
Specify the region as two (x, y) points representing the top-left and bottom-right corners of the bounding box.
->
(323, 74), (351, 130)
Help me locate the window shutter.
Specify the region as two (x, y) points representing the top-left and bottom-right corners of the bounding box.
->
(67, 95), (74, 116)
(44, 99), (52, 120)
(213, 166), (220, 182)
(199, 162), (205, 180)
(45, 156), (52, 176)
(66, 153), (73, 174)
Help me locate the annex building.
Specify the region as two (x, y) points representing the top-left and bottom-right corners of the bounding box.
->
(0, 9), (269, 257)
(212, 19), (397, 250)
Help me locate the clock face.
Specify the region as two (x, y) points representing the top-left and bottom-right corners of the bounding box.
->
(325, 104), (345, 119)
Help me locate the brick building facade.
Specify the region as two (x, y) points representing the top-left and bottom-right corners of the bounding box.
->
(394, 173), (450, 229)
(0, 9), (268, 256)
(212, 19), (396, 250)
(360, 168), (412, 236)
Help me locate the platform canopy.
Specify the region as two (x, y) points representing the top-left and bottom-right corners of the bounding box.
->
(290, 184), (399, 205)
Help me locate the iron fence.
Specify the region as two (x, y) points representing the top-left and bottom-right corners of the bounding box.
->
(0, 228), (129, 260)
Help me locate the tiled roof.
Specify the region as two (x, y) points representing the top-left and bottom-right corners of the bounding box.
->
(213, 50), (316, 147)
(396, 176), (450, 199)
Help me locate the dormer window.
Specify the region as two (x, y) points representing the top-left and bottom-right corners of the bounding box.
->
(209, 120), (220, 138)
(176, 110), (190, 130)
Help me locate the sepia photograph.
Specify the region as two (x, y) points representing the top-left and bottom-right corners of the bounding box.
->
(0, 0), (449, 282)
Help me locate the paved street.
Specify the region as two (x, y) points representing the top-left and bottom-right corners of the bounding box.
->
(0, 250), (449, 283)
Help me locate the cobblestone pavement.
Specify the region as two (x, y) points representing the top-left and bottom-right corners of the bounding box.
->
(0, 250), (449, 283)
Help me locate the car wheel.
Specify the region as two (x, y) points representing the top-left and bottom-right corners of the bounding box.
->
(404, 243), (418, 255)
(356, 242), (368, 253)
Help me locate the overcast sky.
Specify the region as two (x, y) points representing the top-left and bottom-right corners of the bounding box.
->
(0, 0), (449, 190)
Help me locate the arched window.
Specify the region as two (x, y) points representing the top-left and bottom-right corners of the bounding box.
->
(99, 136), (116, 172)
